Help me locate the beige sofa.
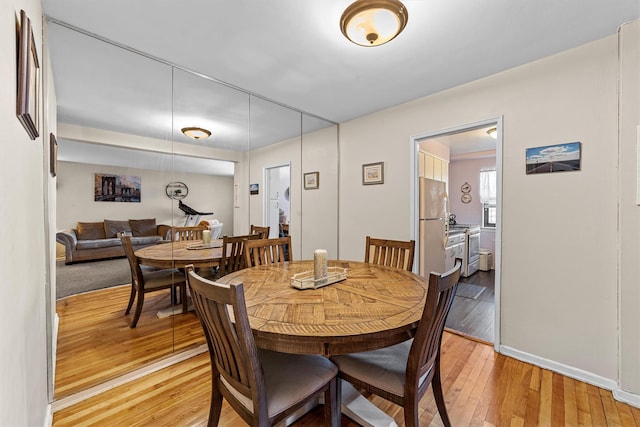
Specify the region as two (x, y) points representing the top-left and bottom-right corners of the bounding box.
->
(56, 219), (170, 264)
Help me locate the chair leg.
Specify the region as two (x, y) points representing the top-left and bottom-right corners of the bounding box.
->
(208, 378), (223, 427)
(324, 378), (340, 427)
(130, 291), (144, 328)
(125, 284), (136, 315)
(181, 284), (188, 314)
(432, 353), (451, 427)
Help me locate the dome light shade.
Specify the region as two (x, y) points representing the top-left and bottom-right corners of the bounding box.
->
(487, 127), (497, 139)
(181, 127), (211, 140)
(340, 0), (408, 47)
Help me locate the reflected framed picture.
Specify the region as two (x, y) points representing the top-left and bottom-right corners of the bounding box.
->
(304, 171), (319, 190)
(49, 133), (57, 177)
(249, 183), (259, 195)
(16, 10), (40, 140)
(525, 142), (581, 174)
(362, 162), (384, 185)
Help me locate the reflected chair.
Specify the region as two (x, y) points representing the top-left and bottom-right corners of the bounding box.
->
(185, 266), (339, 427)
(219, 233), (262, 277)
(172, 225), (209, 241)
(244, 236), (292, 267)
(120, 235), (187, 328)
(331, 262), (462, 427)
(198, 220), (224, 239)
(365, 236), (416, 272)
(250, 224), (270, 239)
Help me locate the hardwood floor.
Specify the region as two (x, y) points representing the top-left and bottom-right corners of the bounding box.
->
(446, 269), (495, 343)
(53, 332), (640, 426)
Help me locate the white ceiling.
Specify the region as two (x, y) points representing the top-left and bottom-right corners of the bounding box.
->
(43, 0), (639, 166)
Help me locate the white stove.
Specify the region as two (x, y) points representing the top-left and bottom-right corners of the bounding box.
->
(449, 224), (481, 277)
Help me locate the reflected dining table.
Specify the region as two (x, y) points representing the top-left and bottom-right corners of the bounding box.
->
(134, 239), (225, 269)
(216, 259), (431, 427)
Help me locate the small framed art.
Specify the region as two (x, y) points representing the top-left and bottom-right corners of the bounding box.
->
(362, 162), (384, 185)
(49, 133), (57, 177)
(16, 10), (40, 140)
(304, 172), (319, 190)
(525, 142), (581, 174)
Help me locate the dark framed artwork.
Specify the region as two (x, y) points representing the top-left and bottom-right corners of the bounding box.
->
(94, 173), (141, 202)
(304, 171), (319, 190)
(525, 142), (581, 174)
(362, 162), (384, 185)
(249, 183), (259, 195)
(49, 133), (57, 177)
(16, 10), (40, 140)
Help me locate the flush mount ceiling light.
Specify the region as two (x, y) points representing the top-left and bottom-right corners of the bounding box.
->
(340, 0), (408, 47)
(487, 127), (497, 139)
(181, 126), (211, 140)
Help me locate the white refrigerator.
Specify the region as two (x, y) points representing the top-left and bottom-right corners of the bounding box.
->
(419, 178), (449, 277)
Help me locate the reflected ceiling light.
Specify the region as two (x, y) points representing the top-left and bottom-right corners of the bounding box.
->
(340, 0), (408, 47)
(487, 127), (497, 139)
(181, 126), (211, 140)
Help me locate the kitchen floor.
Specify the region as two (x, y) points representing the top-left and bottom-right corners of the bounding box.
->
(445, 268), (495, 343)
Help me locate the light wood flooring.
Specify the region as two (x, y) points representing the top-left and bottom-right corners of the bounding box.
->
(446, 269), (495, 343)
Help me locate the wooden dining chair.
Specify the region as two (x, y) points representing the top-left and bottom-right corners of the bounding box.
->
(250, 224), (270, 239)
(120, 235), (188, 328)
(184, 265), (340, 427)
(244, 236), (292, 267)
(219, 233), (261, 277)
(365, 236), (416, 272)
(331, 262), (462, 427)
(172, 225), (208, 241)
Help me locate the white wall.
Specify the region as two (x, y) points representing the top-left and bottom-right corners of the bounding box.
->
(57, 162), (234, 234)
(339, 33), (622, 391)
(0, 1), (52, 425)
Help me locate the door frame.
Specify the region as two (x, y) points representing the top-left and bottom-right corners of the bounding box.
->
(409, 117), (503, 352)
(263, 162), (291, 238)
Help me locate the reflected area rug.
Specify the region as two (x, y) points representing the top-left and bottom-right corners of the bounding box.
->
(455, 283), (486, 300)
(56, 258), (131, 299)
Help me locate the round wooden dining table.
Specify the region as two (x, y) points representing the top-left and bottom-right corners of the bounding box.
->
(216, 260), (430, 356)
(134, 239), (225, 269)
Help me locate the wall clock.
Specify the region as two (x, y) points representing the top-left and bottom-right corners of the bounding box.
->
(461, 182), (471, 193)
(165, 181), (188, 200)
(461, 193), (472, 204)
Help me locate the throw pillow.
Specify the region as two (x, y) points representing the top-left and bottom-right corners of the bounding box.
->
(76, 222), (106, 240)
(104, 219), (131, 238)
(129, 218), (157, 237)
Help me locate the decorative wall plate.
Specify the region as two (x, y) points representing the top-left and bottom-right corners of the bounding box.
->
(165, 181), (188, 200)
(461, 193), (472, 204)
(461, 182), (471, 193)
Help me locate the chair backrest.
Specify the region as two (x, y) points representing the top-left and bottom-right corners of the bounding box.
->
(250, 224), (270, 239)
(185, 265), (269, 421)
(364, 236), (416, 272)
(220, 233), (261, 277)
(210, 222), (224, 239)
(172, 225), (208, 241)
(244, 236), (292, 267)
(407, 262), (461, 397)
(120, 234), (143, 290)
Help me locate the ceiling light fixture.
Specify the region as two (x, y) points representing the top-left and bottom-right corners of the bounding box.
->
(487, 127), (497, 139)
(340, 0), (408, 47)
(181, 126), (211, 140)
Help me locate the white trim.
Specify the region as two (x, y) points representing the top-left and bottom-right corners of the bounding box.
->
(614, 388), (640, 408)
(52, 344), (208, 412)
(43, 404), (53, 427)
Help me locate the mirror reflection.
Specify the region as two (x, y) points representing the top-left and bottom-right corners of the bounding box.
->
(50, 20), (338, 401)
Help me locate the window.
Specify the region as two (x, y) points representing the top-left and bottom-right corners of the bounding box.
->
(480, 169), (496, 228)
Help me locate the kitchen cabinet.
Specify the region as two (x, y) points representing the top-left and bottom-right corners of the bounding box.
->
(419, 150), (448, 184)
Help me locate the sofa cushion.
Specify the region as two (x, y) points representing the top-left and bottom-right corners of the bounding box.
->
(104, 219), (131, 238)
(130, 236), (163, 245)
(130, 218), (157, 237)
(76, 238), (122, 250)
(76, 222), (106, 240)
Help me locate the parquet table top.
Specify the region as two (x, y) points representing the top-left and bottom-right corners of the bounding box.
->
(135, 239), (224, 269)
(217, 260), (429, 356)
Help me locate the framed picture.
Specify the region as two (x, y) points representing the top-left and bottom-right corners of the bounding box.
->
(49, 133), (57, 177)
(249, 183), (259, 195)
(362, 162), (384, 185)
(525, 142), (581, 174)
(94, 173), (141, 202)
(304, 171), (319, 190)
(16, 10), (40, 140)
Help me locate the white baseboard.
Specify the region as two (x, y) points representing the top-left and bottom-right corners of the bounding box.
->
(500, 345), (640, 408)
(43, 404), (53, 427)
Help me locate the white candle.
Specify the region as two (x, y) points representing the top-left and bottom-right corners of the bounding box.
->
(202, 229), (211, 244)
(314, 249), (328, 284)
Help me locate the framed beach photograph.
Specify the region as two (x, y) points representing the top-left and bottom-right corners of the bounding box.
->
(304, 172), (319, 190)
(526, 142), (581, 174)
(362, 162), (384, 185)
(16, 10), (40, 140)
(49, 133), (57, 177)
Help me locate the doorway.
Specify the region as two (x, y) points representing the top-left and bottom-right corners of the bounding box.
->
(264, 164), (291, 238)
(410, 118), (502, 349)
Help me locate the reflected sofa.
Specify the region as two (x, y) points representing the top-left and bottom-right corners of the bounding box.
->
(56, 219), (170, 264)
